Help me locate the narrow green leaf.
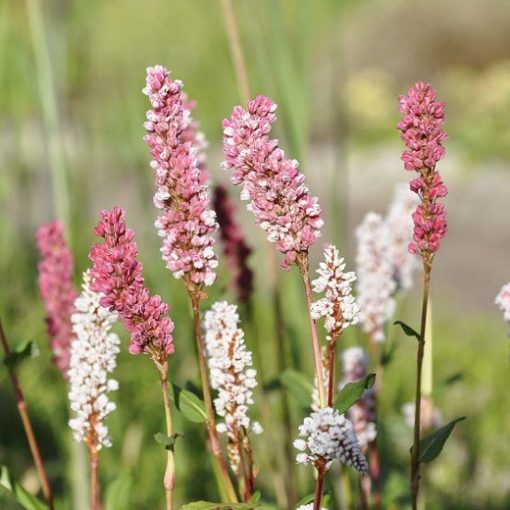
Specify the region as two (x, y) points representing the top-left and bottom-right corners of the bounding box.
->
(170, 383), (207, 423)
(3, 341), (40, 370)
(295, 494), (314, 507)
(394, 321), (422, 341)
(0, 466), (48, 510)
(104, 469), (133, 510)
(280, 369), (313, 408)
(154, 432), (183, 450)
(334, 374), (376, 414)
(413, 417), (466, 463)
(180, 501), (256, 510)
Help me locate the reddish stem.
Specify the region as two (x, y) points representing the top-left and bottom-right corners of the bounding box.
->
(0, 319), (55, 510)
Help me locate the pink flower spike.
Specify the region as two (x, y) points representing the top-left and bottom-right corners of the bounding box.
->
(37, 220), (77, 375)
(222, 96), (323, 269)
(89, 207), (175, 357)
(142, 65), (218, 290)
(495, 282), (510, 332)
(397, 82), (448, 262)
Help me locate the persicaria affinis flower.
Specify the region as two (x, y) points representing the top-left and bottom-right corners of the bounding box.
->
(37, 220), (77, 374)
(356, 213), (396, 342)
(386, 184), (420, 291)
(340, 347), (377, 449)
(495, 282), (510, 328)
(89, 207), (175, 357)
(222, 96), (323, 269)
(213, 185), (254, 304)
(402, 398), (442, 432)
(311, 244), (360, 340)
(203, 301), (262, 473)
(143, 65), (218, 288)
(293, 406), (368, 475)
(68, 270), (120, 451)
(397, 82), (448, 261)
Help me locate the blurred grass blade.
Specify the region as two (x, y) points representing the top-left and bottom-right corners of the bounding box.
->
(0, 466), (48, 510)
(26, 0), (71, 241)
(104, 469), (133, 510)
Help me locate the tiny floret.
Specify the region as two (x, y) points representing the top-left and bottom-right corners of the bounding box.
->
(293, 406), (368, 475)
(311, 244), (360, 340)
(68, 271), (120, 451)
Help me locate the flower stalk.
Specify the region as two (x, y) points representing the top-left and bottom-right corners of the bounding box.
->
(0, 319), (55, 510)
(190, 296), (238, 503)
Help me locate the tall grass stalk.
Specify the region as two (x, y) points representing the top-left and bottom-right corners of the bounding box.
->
(0, 319), (55, 510)
(26, 0), (71, 241)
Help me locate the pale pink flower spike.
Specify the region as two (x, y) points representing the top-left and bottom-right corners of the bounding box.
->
(143, 65), (218, 288)
(222, 96), (323, 269)
(37, 220), (77, 375)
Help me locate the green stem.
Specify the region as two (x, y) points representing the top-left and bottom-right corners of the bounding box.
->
(297, 254), (327, 409)
(158, 361), (175, 510)
(410, 267), (431, 509)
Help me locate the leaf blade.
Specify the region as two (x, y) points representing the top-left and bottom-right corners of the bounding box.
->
(415, 416), (466, 463)
(334, 374), (376, 414)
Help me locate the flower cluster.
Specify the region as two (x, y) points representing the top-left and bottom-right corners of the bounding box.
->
(341, 347), (377, 449)
(356, 213), (396, 342)
(311, 244), (360, 340)
(143, 65), (218, 288)
(36, 220), (77, 374)
(222, 96), (323, 269)
(294, 407), (368, 475)
(203, 301), (262, 472)
(495, 282), (510, 327)
(213, 185), (254, 304)
(398, 82), (448, 260)
(68, 271), (120, 451)
(296, 505), (327, 510)
(89, 207), (174, 356)
(386, 184), (420, 291)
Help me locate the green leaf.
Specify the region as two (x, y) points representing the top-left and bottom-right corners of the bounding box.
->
(154, 432), (183, 450)
(3, 341), (40, 370)
(334, 374), (376, 414)
(413, 417), (466, 463)
(170, 383), (207, 423)
(280, 369), (314, 408)
(0, 466), (48, 510)
(104, 469), (133, 510)
(295, 494), (314, 507)
(250, 491), (261, 504)
(394, 321), (422, 341)
(180, 501), (257, 510)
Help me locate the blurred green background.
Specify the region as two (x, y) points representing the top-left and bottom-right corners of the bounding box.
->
(1, 0), (510, 508)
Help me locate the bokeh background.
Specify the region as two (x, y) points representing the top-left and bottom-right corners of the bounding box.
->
(1, 0), (510, 508)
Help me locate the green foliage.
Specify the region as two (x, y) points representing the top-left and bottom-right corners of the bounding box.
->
(3, 341), (40, 370)
(414, 417), (466, 463)
(0, 466), (48, 510)
(334, 374), (376, 414)
(170, 383), (207, 423)
(394, 320), (422, 342)
(154, 432), (184, 451)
